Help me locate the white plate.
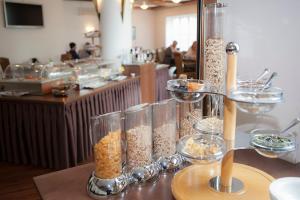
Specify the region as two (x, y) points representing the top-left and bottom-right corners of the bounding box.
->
(269, 177), (300, 200)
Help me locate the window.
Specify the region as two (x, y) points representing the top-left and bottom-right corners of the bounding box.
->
(165, 14), (197, 51)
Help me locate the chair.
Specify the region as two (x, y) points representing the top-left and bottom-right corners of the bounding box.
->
(174, 52), (196, 79)
(0, 57), (10, 72)
(60, 53), (72, 62)
(156, 48), (166, 64)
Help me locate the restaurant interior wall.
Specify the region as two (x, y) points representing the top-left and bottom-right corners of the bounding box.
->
(222, 0), (300, 163)
(0, 0), (99, 63)
(132, 9), (156, 49)
(132, 1), (197, 50)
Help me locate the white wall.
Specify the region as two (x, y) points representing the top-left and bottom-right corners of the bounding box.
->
(221, 0), (300, 163)
(132, 9), (156, 49)
(132, 2), (197, 49)
(0, 0), (99, 63)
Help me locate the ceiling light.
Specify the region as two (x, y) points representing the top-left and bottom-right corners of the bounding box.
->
(172, 0), (181, 3)
(140, 2), (149, 10)
(130, 0), (135, 3)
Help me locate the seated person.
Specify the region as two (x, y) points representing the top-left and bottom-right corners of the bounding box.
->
(184, 41), (197, 61)
(79, 42), (92, 59)
(69, 42), (80, 60)
(163, 40), (178, 66)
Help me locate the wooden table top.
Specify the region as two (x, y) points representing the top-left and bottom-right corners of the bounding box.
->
(34, 150), (300, 200)
(0, 77), (140, 105)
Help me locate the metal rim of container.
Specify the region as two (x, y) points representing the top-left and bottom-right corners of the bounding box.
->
(125, 103), (150, 113)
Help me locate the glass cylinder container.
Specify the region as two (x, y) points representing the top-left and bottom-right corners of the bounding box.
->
(125, 103), (152, 172)
(90, 111), (123, 179)
(203, 3), (227, 117)
(204, 2), (226, 93)
(178, 101), (203, 138)
(152, 99), (177, 160)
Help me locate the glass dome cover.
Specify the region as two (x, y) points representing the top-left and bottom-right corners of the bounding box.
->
(4, 64), (46, 80)
(41, 63), (75, 81)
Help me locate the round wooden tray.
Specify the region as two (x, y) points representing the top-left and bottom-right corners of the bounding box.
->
(171, 163), (274, 200)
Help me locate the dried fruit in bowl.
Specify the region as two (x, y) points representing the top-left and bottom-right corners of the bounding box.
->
(187, 82), (204, 92)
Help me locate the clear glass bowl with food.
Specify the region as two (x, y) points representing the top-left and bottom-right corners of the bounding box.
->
(167, 79), (209, 103)
(250, 129), (296, 158)
(177, 134), (225, 164)
(228, 86), (283, 114)
(193, 116), (223, 135)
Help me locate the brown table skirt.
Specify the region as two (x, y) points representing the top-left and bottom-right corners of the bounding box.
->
(156, 67), (170, 101)
(0, 78), (141, 169)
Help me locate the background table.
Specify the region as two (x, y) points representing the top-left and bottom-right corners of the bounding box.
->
(34, 150), (300, 200)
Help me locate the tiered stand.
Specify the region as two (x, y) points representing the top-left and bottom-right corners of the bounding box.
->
(171, 43), (276, 200)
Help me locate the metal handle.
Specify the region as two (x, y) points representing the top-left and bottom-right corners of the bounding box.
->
(256, 68), (270, 82)
(280, 117), (300, 135)
(261, 72), (278, 91)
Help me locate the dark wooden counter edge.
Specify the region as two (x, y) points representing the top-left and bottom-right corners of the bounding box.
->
(0, 77), (140, 105)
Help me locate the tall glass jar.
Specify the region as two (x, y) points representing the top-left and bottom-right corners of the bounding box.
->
(125, 103), (152, 172)
(152, 99), (177, 160)
(178, 101), (203, 138)
(204, 3), (227, 117)
(90, 111), (123, 179)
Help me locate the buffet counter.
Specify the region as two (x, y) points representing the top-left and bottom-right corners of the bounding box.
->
(0, 77), (141, 169)
(33, 150), (300, 200)
(0, 61), (170, 169)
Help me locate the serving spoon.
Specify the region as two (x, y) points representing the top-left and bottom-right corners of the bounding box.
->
(280, 117), (300, 135)
(256, 68), (270, 82)
(260, 72), (278, 91)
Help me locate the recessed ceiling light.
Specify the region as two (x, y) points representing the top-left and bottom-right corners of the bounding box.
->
(140, 1), (149, 10)
(172, 0), (181, 3)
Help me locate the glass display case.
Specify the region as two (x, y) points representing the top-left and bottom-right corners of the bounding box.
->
(0, 63), (75, 95)
(67, 58), (121, 89)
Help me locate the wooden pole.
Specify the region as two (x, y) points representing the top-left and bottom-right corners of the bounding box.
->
(220, 42), (239, 189)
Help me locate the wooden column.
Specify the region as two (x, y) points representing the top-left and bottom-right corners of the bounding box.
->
(220, 42), (239, 189)
(123, 63), (156, 104)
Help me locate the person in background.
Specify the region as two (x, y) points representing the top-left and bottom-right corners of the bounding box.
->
(184, 41), (197, 61)
(69, 42), (80, 60)
(163, 40), (178, 66)
(79, 42), (92, 59)
(31, 58), (40, 64)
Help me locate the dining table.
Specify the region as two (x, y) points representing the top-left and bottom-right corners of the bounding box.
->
(33, 149), (300, 200)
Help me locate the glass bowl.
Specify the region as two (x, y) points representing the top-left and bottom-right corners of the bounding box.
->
(177, 134), (225, 164)
(167, 79), (209, 103)
(237, 79), (268, 90)
(250, 129), (296, 158)
(193, 116), (223, 135)
(229, 86), (283, 114)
